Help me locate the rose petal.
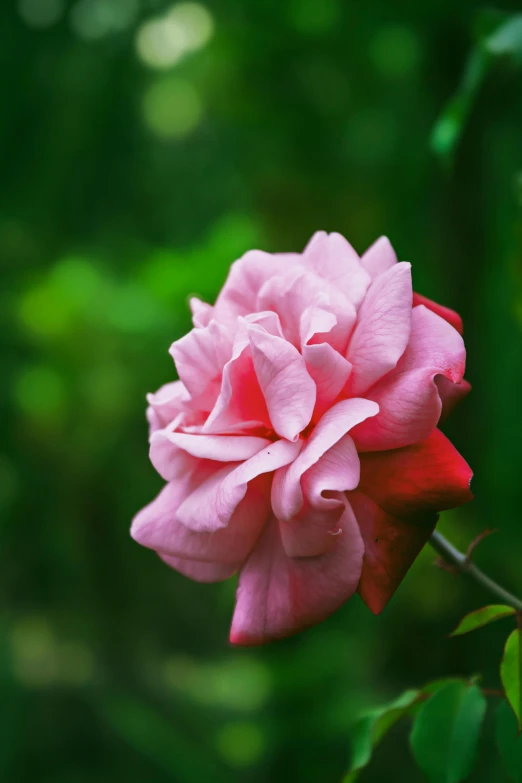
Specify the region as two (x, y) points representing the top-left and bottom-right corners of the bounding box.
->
(159, 554), (239, 583)
(350, 491), (436, 614)
(131, 474), (271, 563)
(361, 236), (398, 279)
(346, 262), (412, 396)
(351, 304), (466, 451)
(248, 326), (316, 441)
(170, 320), (233, 408)
(303, 342), (352, 421)
(413, 292), (463, 335)
(272, 398), (379, 522)
(146, 381), (191, 435)
(437, 377), (472, 421)
(177, 438), (303, 532)
(149, 427), (271, 481)
(279, 434), (360, 558)
(358, 428), (473, 520)
(229, 505), (364, 645)
(214, 249), (299, 321)
(189, 297), (213, 328)
(303, 232), (371, 308)
(203, 340), (271, 434)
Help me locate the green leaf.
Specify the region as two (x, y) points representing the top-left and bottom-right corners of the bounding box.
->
(496, 699), (522, 782)
(501, 629), (522, 729)
(450, 605), (516, 636)
(430, 47), (491, 165)
(344, 690), (420, 781)
(410, 681), (487, 783)
(485, 15), (522, 58)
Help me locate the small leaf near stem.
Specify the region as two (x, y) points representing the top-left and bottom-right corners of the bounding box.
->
(450, 605), (517, 637)
(501, 629), (522, 730)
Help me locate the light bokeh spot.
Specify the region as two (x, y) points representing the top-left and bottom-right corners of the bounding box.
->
(18, 0), (64, 29)
(142, 77), (203, 138)
(136, 3), (214, 70)
(70, 0), (138, 40)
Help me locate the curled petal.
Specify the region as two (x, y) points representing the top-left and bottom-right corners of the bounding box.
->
(203, 341), (271, 434)
(346, 262), (412, 396)
(170, 321), (233, 407)
(413, 292), (463, 335)
(352, 305), (466, 451)
(230, 506), (364, 645)
(146, 381), (190, 435)
(177, 438), (302, 532)
(248, 326), (316, 441)
(150, 428), (271, 481)
(279, 434), (360, 558)
(272, 398), (379, 522)
(437, 376), (472, 421)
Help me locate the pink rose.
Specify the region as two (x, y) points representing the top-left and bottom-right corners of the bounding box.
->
(132, 232), (473, 645)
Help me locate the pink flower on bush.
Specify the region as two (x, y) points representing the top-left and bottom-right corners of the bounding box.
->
(132, 232), (472, 644)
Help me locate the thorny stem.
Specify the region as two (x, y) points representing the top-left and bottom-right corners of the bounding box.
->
(429, 530), (522, 611)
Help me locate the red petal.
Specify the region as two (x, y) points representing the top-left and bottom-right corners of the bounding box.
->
(436, 377), (472, 421)
(350, 491), (437, 614)
(358, 428), (473, 520)
(413, 292), (463, 335)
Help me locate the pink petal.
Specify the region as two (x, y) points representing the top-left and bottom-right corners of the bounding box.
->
(437, 377), (472, 421)
(159, 554), (239, 583)
(351, 300), (466, 451)
(177, 438), (303, 532)
(189, 297), (213, 328)
(346, 262), (412, 396)
(413, 292), (463, 335)
(170, 321), (233, 408)
(279, 434), (360, 558)
(257, 267), (356, 353)
(203, 340), (271, 434)
(350, 491), (436, 614)
(149, 428), (271, 481)
(397, 305), (465, 380)
(303, 342), (352, 421)
(272, 398), (379, 522)
(248, 326), (316, 441)
(358, 428), (473, 521)
(361, 236), (398, 279)
(146, 381), (190, 435)
(229, 506), (364, 645)
(303, 232), (371, 308)
(131, 474), (271, 563)
(214, 249), (298, 322)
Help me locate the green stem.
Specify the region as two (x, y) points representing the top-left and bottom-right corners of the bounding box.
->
(429, 530), (522, 611)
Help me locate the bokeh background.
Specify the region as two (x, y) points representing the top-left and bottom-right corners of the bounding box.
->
(2, 0), (522, 780)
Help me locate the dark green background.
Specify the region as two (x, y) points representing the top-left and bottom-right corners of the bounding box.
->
(2, 0), (522, 780)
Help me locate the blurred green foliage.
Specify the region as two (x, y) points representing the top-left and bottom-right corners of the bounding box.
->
(1, 0), (522, 781)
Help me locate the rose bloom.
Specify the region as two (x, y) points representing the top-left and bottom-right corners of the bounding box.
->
(132, 232), (472, 645)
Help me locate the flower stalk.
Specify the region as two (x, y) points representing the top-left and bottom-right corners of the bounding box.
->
(429, 530), (522, 611)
